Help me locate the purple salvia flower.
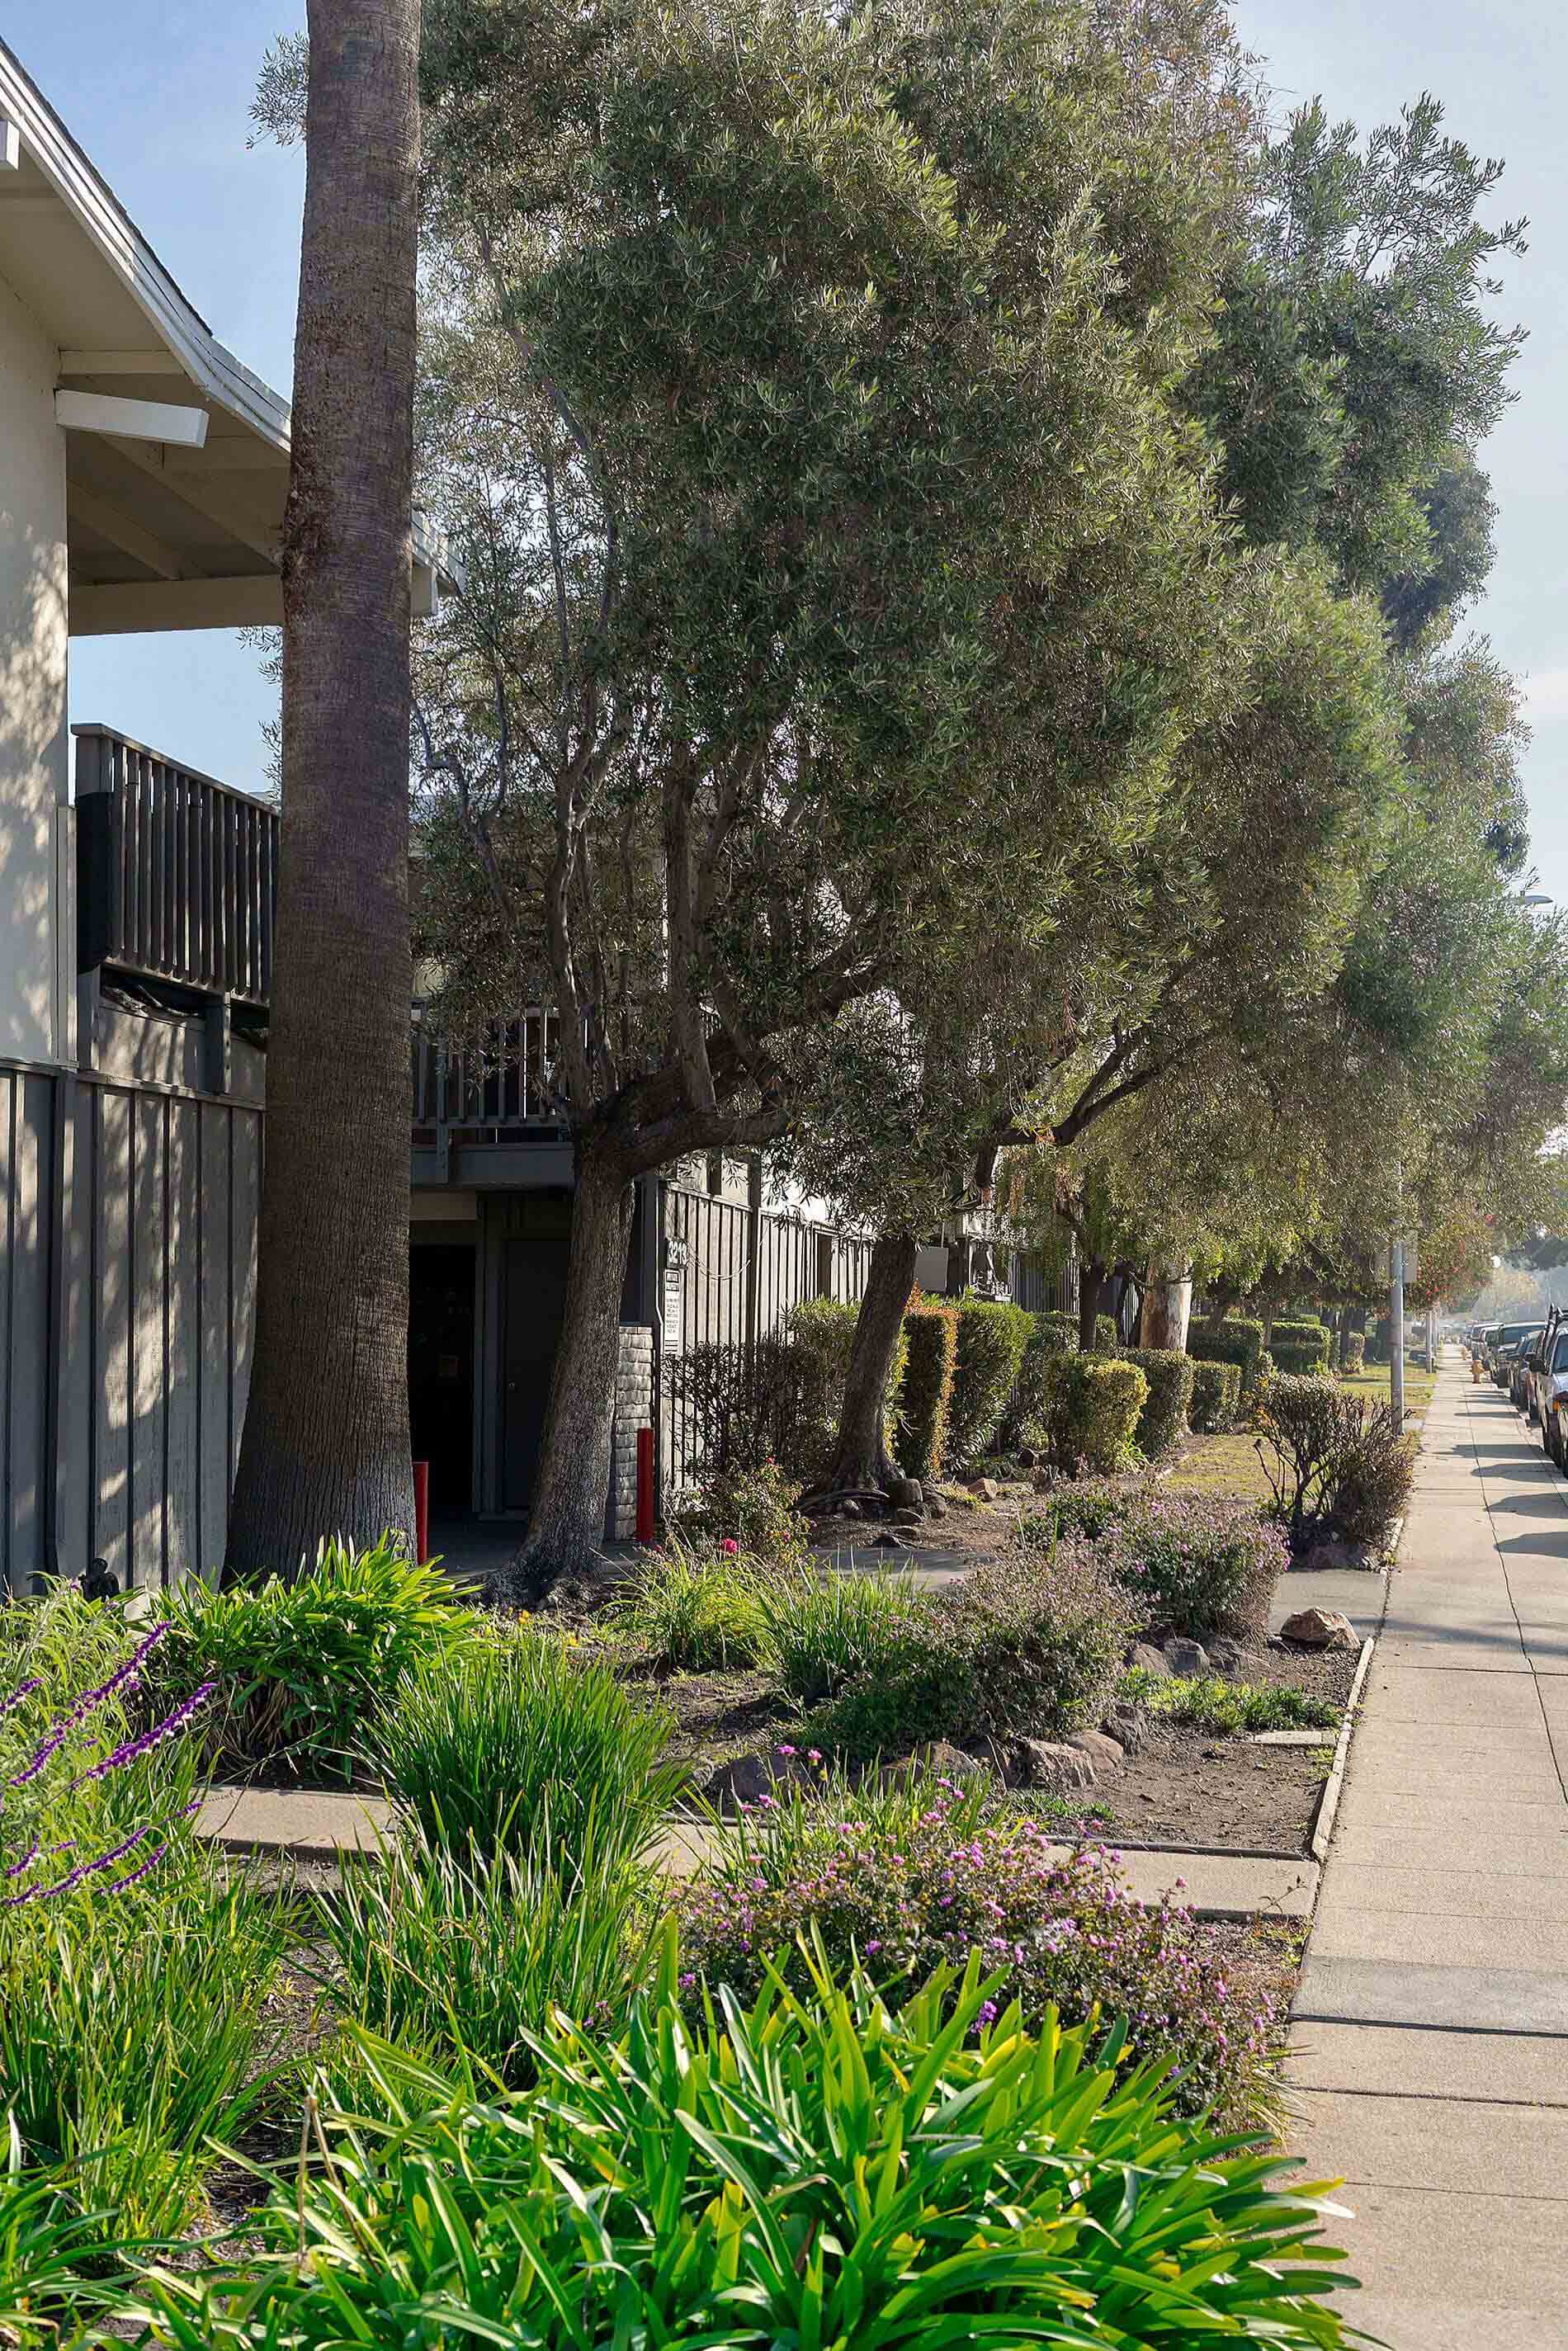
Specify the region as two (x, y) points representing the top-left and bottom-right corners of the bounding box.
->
(10, 1821), (158, 1906)
(69, 1681), (215, 1786)
(7, 1624), (171, 1787)
(0, 1676), (42, 1725)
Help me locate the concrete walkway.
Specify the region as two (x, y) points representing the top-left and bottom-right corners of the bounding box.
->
(1288, 1354), (1568, 2349)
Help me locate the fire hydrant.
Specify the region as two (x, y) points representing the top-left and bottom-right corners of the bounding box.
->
(1471, 1353), (1482, 1383)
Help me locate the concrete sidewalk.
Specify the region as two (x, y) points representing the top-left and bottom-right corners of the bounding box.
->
(1288, 1354), (1568, 2349)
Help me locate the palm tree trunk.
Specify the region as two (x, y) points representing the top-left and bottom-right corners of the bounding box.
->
(225, 0), (422, 1584)
(496, 1141), (637, 1603)
(821, 1230), (919, 1496)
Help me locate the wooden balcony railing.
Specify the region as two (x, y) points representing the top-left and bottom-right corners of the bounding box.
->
(411, 1011), (564, 1135)
(74, 725), (276, 1007)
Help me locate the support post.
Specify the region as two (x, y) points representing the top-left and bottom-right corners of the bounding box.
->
(1390, 1237), (1405, 1423)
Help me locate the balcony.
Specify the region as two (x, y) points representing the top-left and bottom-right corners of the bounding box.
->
(75, 725), (276, 1007)
(75, 726), (567, 1178)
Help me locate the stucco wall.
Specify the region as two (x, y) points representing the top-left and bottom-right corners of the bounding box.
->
(0, 274), (68, 1067)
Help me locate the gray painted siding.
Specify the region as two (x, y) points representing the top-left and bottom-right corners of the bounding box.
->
(0, 1064), (260, 1598)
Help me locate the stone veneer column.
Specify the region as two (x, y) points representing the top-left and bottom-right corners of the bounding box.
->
(609, 1324), (655, 1539)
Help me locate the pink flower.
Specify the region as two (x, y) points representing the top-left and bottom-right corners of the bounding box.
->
(721, 1538), (739, 1555)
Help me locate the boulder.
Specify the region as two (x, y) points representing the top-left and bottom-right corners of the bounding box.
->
(1008, 1736), (1096, 1792)
(1300, 1538), (1379, 1573)
(704, 1746), (812, 1810)
(923, 1491), (949, 1519)
(838, 1498), (862, 1520)
(1279, 1607), (1358, 1652)
(1102, 1701), (1145, 1755)
(880, 1741), (989, 1791)
(967, 1475), (1000, 1502)
(1017, 1446), (1038, 1469)
(1067, 1726), (1125, 1773)
(872, 1529), (910, 1551)
(1129, 1641), (1171, 1678)
(889, 1475), (925, 1511)
(1164, 1636), (1211, 1678)
(892, 1508), (926, 1530)
(1207, 1636), (1260, 1677)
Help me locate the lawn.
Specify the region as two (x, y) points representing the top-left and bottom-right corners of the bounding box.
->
(1167, 1358), (1435, 1504)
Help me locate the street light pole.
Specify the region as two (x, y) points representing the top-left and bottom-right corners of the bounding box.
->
(1390, 1232), (1405, 1423)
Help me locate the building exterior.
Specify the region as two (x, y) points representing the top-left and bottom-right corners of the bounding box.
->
(0, 43), (1069, 1597)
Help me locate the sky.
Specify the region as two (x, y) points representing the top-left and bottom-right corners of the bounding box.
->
(7, 0), (1568, 896)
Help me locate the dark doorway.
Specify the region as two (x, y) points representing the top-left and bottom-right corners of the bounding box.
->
(409, 1244), (476, 1510)
(503, 1236), (572, 1512)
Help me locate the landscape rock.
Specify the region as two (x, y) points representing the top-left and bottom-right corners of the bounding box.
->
(1164, 1636), (1211, 1678)
(705, 1747), (813, 1810)
(967, 1475), (1000, 1502)
(1207, 1636), (1260, 1676)
(889, 1476), (925, 1510)
(872, 1529), (910, 1551)
(1103, 1701), (1145, 1754)
(880, 1740), (989, 1791)
(923, 1491), (949, 1519)
(1129, 1641), (1170, 1678)
(1008, 1736), (1096, 1792)
(1300, 1538), (1379, 1573)
(1067, 1727), (1125, 1773)
(1017, 1447), (1037, 1468)
(1279, 1607), (1358, 1652)
(892, 1508), (926, 1530)
(838, 1498), (862, 1520)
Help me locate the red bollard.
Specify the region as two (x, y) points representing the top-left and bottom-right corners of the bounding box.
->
(635, 1427), (655, 1544)
(413, 1459), (430, 1564)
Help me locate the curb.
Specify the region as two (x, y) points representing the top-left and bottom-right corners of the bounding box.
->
(1309, 1633), (1376, 1866)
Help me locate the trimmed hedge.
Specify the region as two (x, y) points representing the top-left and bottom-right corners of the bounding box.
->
(1188, 1359), (1243, 1433)
(895, 1296), (958, 1480)
(999, 1314), (1075, 1450)
(1041, 1355), (1147, 1473)
(947, 1298), (1032, 1465)
(1269, 1318), (1331, 1377)
(785, 1300), (908, 1481)
(1120, 1347), (1196, 1457)
(1188, 1317), (1268, 1396)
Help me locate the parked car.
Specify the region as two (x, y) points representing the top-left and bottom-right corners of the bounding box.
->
(1509, 1329), (1545, 1411)
(1526, 1313), (1568, 1427)
(1489, 1322), (1539, 1385)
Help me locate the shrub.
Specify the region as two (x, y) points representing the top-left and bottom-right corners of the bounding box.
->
(144, 1537), (474, 1782)
(135, 1944), (1361, 2349)
(368, 1636), (687, 1868)
(758, 1569), (929, 1709)
(683, 1804), (1282, 2131)
(996, 1310), (1074, 1449)
(786, 1298), (908, 1483)
(1254, 1374), (1415, 1551)
(893, 1293), (958, 1479)
(1189, 1357), (1243, 1432)
(1103, 1494), (1286, 1640)
(1121, 1345), (1196, 1456)
(0, 1594), (287, 2240)
(1039, 1353), (1147, 1472)
(1188, 1315), (1269, 1395)
(319, 1821), (648, 2089)
(1121, 1668), (1339, 1735)
(947, 1296), (1032, 1463)
(1269, 1318), (1332, 1376)
(1323, 1403), (1418, 1546)
(682, 1457), (810, 1566)
(1016, 1474), (1131, 1549)
(661, 1332), (811, 1480)
(1040, 1309), (1080, 1350)
(821, 1540), (1131, 1759)
(607, 1534), (771, 1669)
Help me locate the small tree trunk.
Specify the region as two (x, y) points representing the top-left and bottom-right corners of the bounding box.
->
(225, 0), (421, 1584)
(1203, 1280), (1240, 1333)
(821, 1230), (919, 1496)
(497, 1142), (637, 1604)
(1078, 1259), (1107, 1352)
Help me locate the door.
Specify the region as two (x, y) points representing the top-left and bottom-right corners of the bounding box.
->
(503, 1237), (572, 1512)
(409, 1244), (476, 1509)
